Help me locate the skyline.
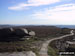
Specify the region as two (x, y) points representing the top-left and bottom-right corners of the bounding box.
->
(0, 0), (75, 25)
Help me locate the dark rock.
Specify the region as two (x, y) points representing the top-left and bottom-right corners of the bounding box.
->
(0, 28), (12, 37)
(0, 28), (32, 41)
(13, 28), (29, 37)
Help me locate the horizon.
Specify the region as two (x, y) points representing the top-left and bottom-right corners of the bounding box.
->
(0, 0), (75, 25)
(0, 24), (75, 29)
(0, 24), (75, 26)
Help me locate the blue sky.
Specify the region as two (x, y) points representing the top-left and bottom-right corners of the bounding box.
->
(0, 0), (75, 25)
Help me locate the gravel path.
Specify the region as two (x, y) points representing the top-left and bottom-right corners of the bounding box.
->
(39, 30), (74, 56)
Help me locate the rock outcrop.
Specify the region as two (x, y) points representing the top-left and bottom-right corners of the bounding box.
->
(29, 31), (35, 36)
(13, 28), (29, 37)
(0, 51), (36, 56)
(0, 28), (35, 41)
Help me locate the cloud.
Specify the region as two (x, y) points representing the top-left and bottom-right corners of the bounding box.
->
(28, 0), (60, 5)
(8, 0), (60, 10)
(8, 3), (29, 10)
(32, 4), (75, 25)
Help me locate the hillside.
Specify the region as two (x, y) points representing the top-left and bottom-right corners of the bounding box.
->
(0, 25), (72, 56)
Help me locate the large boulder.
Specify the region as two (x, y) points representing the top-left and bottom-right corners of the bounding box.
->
(29, 31), (35, 36)
(0, 28), (14, 41)
(13, 28), (29, 37)
(0, 28), (35, 41)
(0, 28), (13, 37)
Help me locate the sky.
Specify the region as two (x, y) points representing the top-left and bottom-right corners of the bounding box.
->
(0, 0), (75, 25)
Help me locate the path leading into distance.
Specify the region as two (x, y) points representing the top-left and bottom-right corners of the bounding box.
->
(39, 30), (74, 56)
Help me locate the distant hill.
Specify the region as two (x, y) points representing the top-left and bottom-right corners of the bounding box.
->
(0, 25), (75, 29)
(0, 25), (17, 28)
(0, 25), (12, 28)
(55, 25), (75, 29)
(0, 25), (58, 28)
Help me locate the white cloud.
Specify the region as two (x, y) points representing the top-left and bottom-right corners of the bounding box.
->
(8, 0), (60, 10)
(8, 3), (29, 10)
(32, 4), (75, 25)
(28, 0), (60, 5)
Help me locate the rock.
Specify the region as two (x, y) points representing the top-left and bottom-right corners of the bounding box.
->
(0, 28), (13, 38)
(29, 31), (35, 36)
(14, 28), (28, 37)
(0, 27), (35, 41)
(10, 28), (14, 31)
(0, 51), (36, 56)
(26, 51), (36, 56)
(21, 28), (28, 34)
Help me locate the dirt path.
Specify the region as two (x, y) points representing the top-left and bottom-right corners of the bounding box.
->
(39, 30), (74, 56)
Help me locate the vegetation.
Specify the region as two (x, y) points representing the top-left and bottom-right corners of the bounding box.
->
(31, 48), (40, 56)
(0, 25), (72, 56)
(48, 46), (58, 56)
(48, 35), (75, 56)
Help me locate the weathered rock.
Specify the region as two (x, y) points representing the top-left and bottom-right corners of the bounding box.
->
(0, 28), (35, 41)
(0, 51), (36, 56)
(26, 51), (36, 56)
(0, 28), (13, 37)
(13, 28), (29, 37)
(21, 28), (28, 34)
(29, 31), (35, 36)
